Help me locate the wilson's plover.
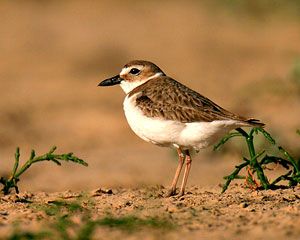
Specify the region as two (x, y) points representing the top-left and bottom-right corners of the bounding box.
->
(99, 60), (264, 197)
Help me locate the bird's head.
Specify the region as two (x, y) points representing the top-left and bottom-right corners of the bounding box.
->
(99, 60), (165, 94)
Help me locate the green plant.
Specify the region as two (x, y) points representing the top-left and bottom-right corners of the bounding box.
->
(44, 200), (85, 216)
(8, 231), (50, 240)
(214, 128), (300, 193)
(0, 146), (88, 195)
(9, 199), (174, 240)
(97, 215), (174, 232)
(48, 200), (173, 234)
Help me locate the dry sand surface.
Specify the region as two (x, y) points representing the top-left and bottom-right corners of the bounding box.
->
(0, 185), (300, 240)
(0, 1), (300, 239)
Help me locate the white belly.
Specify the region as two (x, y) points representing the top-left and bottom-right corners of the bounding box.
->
(123, 95), (185, 147)
(123, 94), (242, 150)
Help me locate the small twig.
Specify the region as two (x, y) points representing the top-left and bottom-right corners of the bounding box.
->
(244, 151), (265, 189)
(246, 166), (260, 189)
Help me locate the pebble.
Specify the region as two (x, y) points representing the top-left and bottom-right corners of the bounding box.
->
(0, 211), (8, 216)
(240, 202), (249, 208)
(91, 188), (113, 197)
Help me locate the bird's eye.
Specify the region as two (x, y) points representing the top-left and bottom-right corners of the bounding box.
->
(129, 68), (140, 75)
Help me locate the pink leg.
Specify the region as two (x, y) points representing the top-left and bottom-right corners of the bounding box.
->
(178, 150), (192, 197)
(165, 148), (185, 197)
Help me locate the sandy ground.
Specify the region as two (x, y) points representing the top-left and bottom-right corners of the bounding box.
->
(0, 185), (300, 240)
(0, 1), (300, 239)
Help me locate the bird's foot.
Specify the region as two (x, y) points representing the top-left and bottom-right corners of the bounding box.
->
(165, 188), (177, 197)
(165, 188), (186, 197)
(178, 190), (185, 197)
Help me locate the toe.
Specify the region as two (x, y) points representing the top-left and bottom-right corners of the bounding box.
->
(165, 188), (176, 197)
(178, 190), (185, 197)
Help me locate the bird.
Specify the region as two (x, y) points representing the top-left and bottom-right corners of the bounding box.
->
(98, 60), (264, 197)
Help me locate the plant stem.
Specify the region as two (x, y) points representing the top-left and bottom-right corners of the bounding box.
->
(217, 127), (299, 192)
(278, 146), (299, 174)
(11, 147), (20, 179)
(222, 161), (249, 193)
(1, 146), (88, 194)
(236, 128), (270, 189)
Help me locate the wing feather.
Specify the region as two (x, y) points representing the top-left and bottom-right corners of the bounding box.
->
(129, 77), (264, 126)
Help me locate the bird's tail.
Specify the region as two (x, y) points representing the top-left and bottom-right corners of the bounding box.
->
(244, 118), (265, 127)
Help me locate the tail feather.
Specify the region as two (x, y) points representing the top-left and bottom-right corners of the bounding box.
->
(245, 118), (265, 127)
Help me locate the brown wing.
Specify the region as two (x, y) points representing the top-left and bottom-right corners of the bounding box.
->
(129, 77), (263, 125)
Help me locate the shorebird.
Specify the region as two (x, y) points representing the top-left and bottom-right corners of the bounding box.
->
(99, 60), (264, 197)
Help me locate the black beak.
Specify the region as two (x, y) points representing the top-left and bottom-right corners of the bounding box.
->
(98, 75), (123, 87)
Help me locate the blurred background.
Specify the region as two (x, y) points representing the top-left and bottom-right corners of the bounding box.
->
(0, 0), (299, 192)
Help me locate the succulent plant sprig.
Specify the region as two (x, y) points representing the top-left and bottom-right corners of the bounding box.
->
(215, 128), (300, 193)
(0, 146), (88, 195)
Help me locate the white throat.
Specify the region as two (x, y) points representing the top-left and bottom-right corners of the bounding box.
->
(120, 72), (163, 94)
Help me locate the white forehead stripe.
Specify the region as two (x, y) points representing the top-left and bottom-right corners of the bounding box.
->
(120, 67), (129, 76)
(120, 72), (164, 94)
(120, 65), (142, 75)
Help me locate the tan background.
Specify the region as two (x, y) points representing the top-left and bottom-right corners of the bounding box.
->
(0, 1), (299, 193)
